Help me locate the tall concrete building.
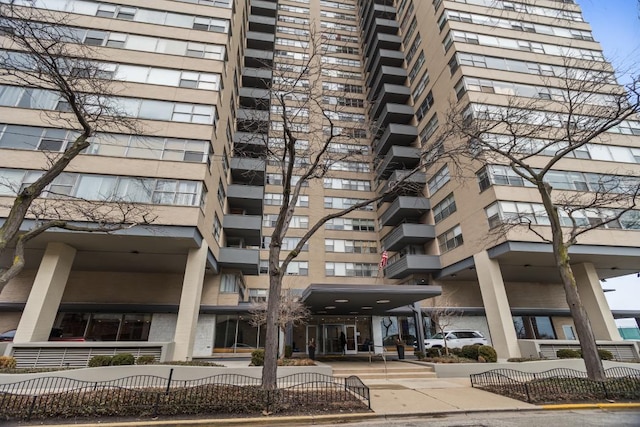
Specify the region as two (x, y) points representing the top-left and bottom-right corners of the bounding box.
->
(1, 0), (638, 365)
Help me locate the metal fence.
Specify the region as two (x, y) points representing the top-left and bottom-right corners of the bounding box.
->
(0, 370), (370, 421)
(470, 367), (640, 404)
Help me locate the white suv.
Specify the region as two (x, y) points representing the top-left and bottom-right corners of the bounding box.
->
(422, 330), (488, 349)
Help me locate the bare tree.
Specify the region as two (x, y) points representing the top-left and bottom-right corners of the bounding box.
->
(235, 25), (438, 389)
(0, 2), (153, 292)
(249, 289), (311, 352)
(428, 294), (463, 356)
(442, 56), (640, 380)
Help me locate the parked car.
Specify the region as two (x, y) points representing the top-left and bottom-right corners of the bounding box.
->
(0, 329), (16, 342)
(421, 330), (488, 349)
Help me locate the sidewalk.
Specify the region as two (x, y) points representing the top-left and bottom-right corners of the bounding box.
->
(16, 360), (639, 427)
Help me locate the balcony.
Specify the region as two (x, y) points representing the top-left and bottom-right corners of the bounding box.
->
(366, 49), (404, 73)
(239, 87), (270, 110)
(244, 49), (273, 68)
(230, 157), (265, 185)
(376, 103), (414, 128)
(384, 255), (441, 279)
(223, 214), (261, 246)
(242, 67), (272, 89)
(248, 14), (275, 33)
(246, 31), (275, 50)
(375, 146), (421, 180)
(233, 131), (267, 157)
(379, 196), (430, 227)
(369, 84), (411, 118)
(367, 66), (406, 95)
(218, 247), (260, 275)
(226, 184), (264, 215)
(250, 0), (277, 17)
(374, 123), (417, 156)
(381, 223), (436, 252)
(365, 33), (402, 60)
(378, 170), (427, 201)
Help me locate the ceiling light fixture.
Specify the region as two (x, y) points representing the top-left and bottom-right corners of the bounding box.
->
(376, 299), (390, 304)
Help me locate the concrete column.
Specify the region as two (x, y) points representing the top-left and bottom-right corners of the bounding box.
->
(473, 251), (521, 359)
(171, 243), (208, 361)
(14, 242), (76, 343)
(412, 302), (426, 353)
(572, 262), (621, 340)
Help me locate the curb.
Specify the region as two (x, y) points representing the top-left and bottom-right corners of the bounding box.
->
(37, 408), (545, 427)
(541, 402), (640, 410)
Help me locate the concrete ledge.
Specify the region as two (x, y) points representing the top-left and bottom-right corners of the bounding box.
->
(0, 364), (333, 385)
(542, 403), (640, 410)
(420, 359), (640, 378)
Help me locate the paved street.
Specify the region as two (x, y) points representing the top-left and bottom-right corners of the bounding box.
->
(311, 409), (640, 427)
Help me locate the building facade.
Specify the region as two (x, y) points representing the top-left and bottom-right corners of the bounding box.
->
(0, 0), (638, 364)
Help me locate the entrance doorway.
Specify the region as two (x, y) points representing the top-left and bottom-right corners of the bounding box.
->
(322, 324), (357, 354)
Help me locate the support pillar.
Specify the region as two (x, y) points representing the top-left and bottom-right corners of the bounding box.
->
(412, 302), (426, 354)
(171, 243), (208, 361)
(473, 251), (521, 359)
(14, 242), (76, 343)
(572, 262), (621, 340)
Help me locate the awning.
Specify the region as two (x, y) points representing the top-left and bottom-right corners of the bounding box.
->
(300, 283), (441, 315)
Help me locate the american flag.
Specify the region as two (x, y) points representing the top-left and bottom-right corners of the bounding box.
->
(379, 250), (388, 269)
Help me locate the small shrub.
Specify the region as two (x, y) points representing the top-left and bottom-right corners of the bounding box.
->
(278, 358), (315, 366)
(507, 357), (543, 362)
(449, 347), (462, 356)
(251, 349), (265, 366)
(460, 345), (480, 360)
(414, 350), (425, 359)
(424, 355), (477, 363)
(478, 345), (498, 363)
(597, 349), (614, 360)
(88, 355), (112, 367)
(556, 349), (581, 359)
(284, 345), (293, 358)
(426, 348), (442, 358)
(0, 356), (17, 368)
(136, 355), (156, 365)
(160, 360), (222, 366)
(111, 353), (135, 366)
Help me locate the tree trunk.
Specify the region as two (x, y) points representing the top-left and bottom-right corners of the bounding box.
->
(539, 182), (606, 381)
(556, 254), (606, 381)
(261, 255), (283, 389)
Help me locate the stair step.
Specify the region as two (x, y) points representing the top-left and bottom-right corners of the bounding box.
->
(334, 372), (437, 380)
(332, 367), (434, 375)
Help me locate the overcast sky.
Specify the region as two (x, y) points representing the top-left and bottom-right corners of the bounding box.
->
(577, 0), (639, 322)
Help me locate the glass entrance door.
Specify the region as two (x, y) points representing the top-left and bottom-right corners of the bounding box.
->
(322, 324), (357, 354)
(345, 324), (357, 354)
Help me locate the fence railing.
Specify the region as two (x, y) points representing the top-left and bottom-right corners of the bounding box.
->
(470, 367), (640, 404)
(0, 370), (370, 421)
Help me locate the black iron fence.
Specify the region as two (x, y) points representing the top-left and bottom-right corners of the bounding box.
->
(470, 367), (640, 404)
(0, 370), (370, 421)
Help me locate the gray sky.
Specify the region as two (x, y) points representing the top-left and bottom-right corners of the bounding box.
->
(578, 0), (640, 322)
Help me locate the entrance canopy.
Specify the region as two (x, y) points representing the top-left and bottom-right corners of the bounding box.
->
(301, 283), (441, 315)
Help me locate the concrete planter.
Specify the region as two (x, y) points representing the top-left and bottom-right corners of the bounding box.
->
(0, 363), (333, 385)
(420, 359), (640, 378)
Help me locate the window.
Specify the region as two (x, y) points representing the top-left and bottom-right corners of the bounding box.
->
(220, 274), (239, 293)
(437, 225), (463, 253)
(325, 262), (378, 277)
(325, 218), (375, 231)
(213, 213), (221, 241)
(217, 180), (225, 206)
(428, 165), (450, 195)
(433, 193), (456, 223)
(325, 239), (377, 253)
(513, 316), (556, 339)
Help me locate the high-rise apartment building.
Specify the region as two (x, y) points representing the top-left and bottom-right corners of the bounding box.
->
(1, 0), (638, 365)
